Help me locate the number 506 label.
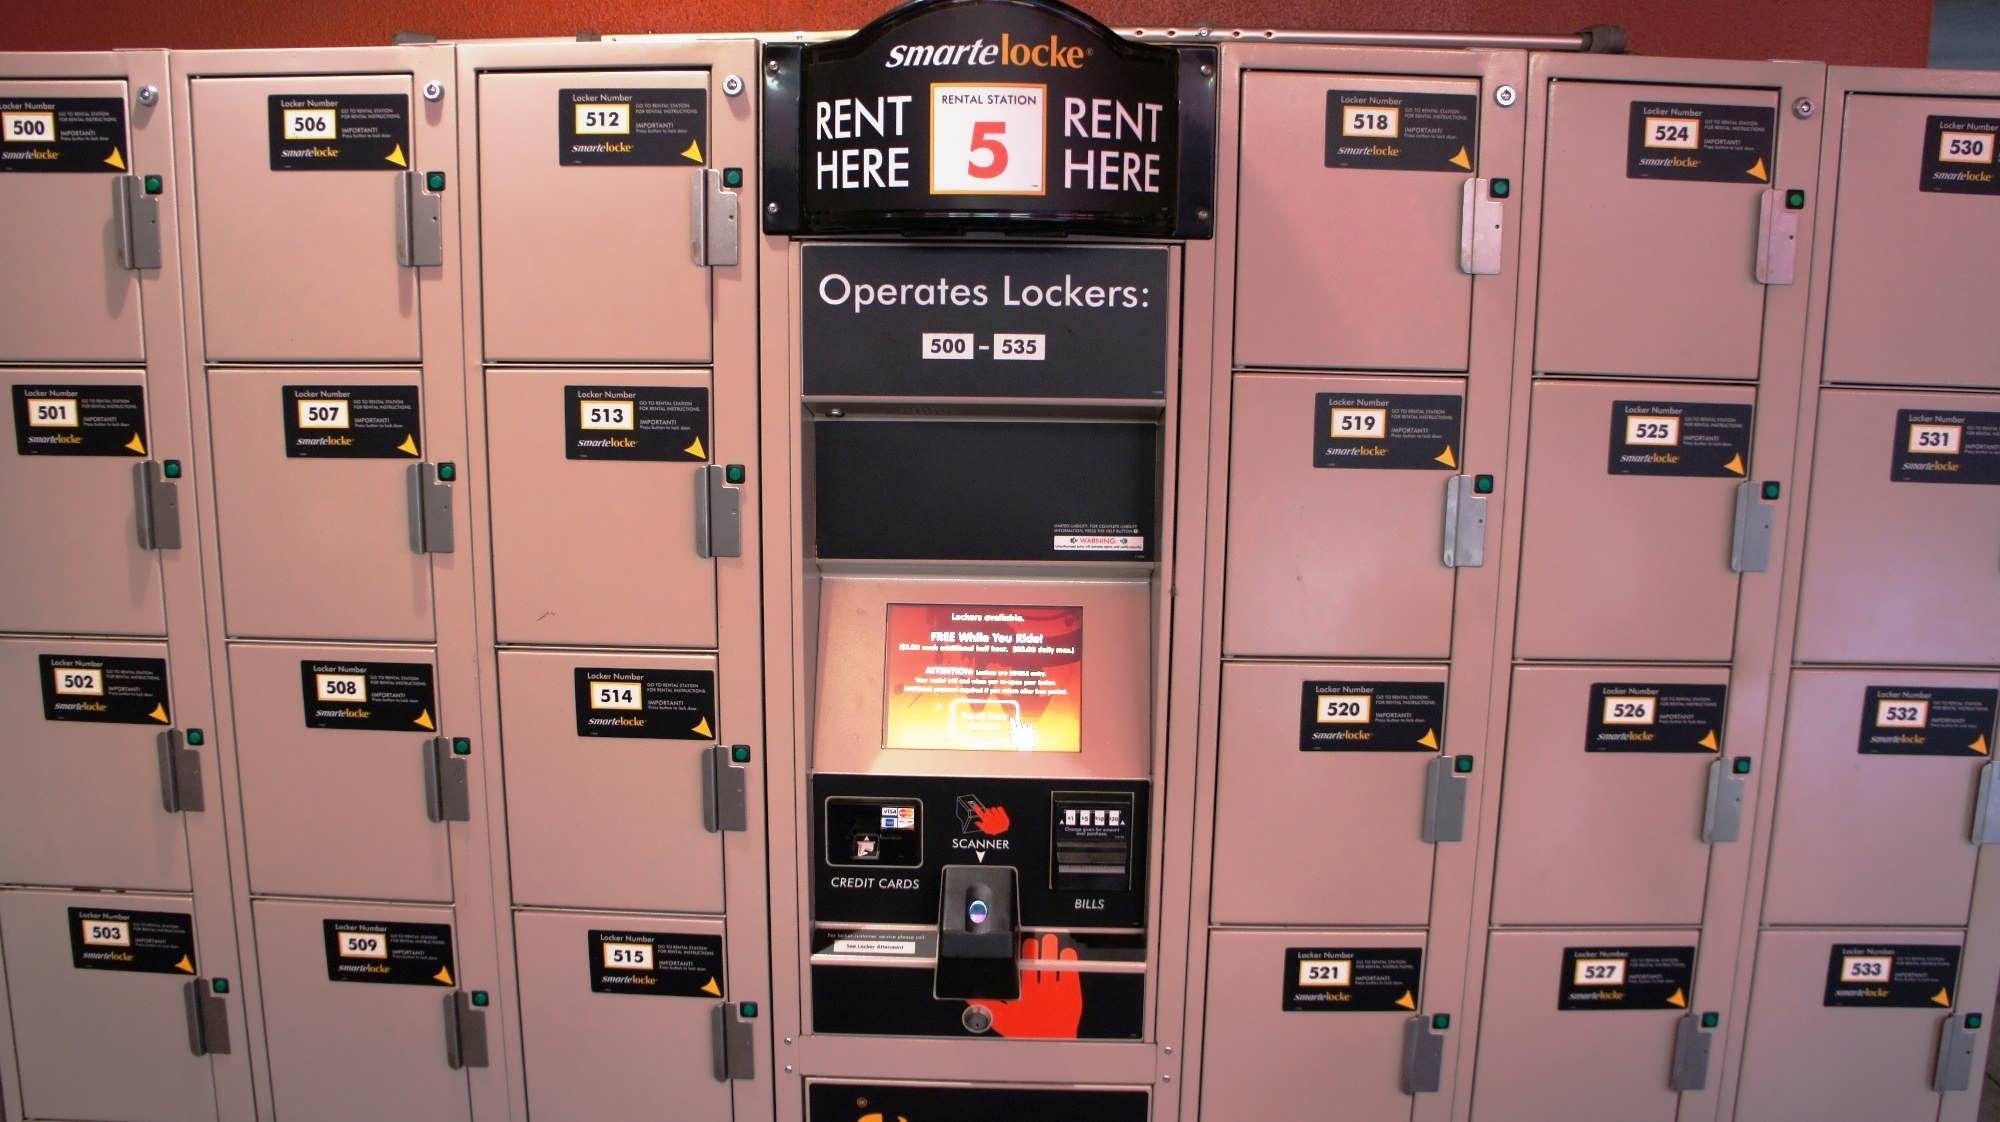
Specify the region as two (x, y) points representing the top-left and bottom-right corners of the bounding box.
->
(930, 83), (1046, 196)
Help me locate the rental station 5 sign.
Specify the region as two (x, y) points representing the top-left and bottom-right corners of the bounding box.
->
(762, 0), (1216, 236)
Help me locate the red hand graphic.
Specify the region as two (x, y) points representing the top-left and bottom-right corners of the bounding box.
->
(973, 933), (1083, 1039)
(971, 802), (1011, 836)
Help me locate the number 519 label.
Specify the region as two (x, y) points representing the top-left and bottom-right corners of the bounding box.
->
(929, 83), (1046, 196)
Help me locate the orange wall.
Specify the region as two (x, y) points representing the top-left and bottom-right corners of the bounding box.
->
(5, 0), (1932, 67)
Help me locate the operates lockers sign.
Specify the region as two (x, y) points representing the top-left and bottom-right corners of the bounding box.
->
(763, 0), (1214, 236)
(0, 97), (128, 173)
(882, 604), (1081, 752)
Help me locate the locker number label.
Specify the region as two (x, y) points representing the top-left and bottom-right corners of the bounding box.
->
(1559, 946), (1696, 1010)
(1586, 683), (1728, 753)
(1300, 681), (1446, 753)
(282, 386), (421, 459)
(68, 907), (197, 974)
(296, 399), (351, 430)
(52, 666), (105, 696)
(2, 111), (56, 142)
(301, 660), (435, 731)
(1627, 102), (1775, 184)
(23, 397), (79, 427)
(39, 654), (170, 725)
(1874, 699), (1930, 729)
(1623, 415), (1681, 447)
(573, 103), (632, 136)
(338, 932), (389, 959)
(602, 940), (655, 970)
(1572, 956), (1627, 986)
(1610, 400), (1753, 477)
(0, 97), (127, 172)
(314, 672), (369, 703)
(1642, 116), (1700, 150)
(565, 385), (710, 462)
(1316, 695), (1373, 724)
(281, 107), (339, 141)
(1825, 943), (1961, 1007)
(923, 332), (975, 360)
(589, 928), (725, 998)
(591, 683), (644, 711)
(1328, 407), (1388, 440)
(1325, 90), (1479, 173)
(1600, 694), (1657, 726)
(1341, 105), (1400, 139)
(1282, 947), (1423, 1011)
(1925, 116), (2000, 194)
(929, 83), (1047, 196)
(1939, 130), (1994, 165)
(1860, 686), (1997, 756)
(14, 384), (148, 457)
(81, 918), (132, 947)
(1906, 423), (1962, 456)
(1839, 954), (1893, 983)
(1298, 958), (1353, 987)
(270, 95), (410, 172)
(560, 89), (706, 167)
(324, 919), (456, 986)
(574, 666), (718, 740)
(579, 399), (636, 431)
(1892, 409), (2000, 485)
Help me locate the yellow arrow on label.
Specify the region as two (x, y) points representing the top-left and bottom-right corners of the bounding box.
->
(385, 144), (407, 168)
(1723, 453), (1746, 476)
(1666, 987), (1687, 1008)
(1417, 729), (1440, 750)
(434, 965), (454, 986)
(1434, 444), (1457, 469)
(684, 436), (706, 460)
(1972, 735), (1989, 756)
(149, 703), (171, 723)
(104, 147), (125, 170)
(1447, 146), (1472, 171)
(692, 717), (714, 738)
(414, 708), (436, 731)
(1747, 158), (1769, 182)
(682, 138), (703, 164)
(397, 434), (420, 457)
(1395, 990), (1417, 1010)
(126, 433), (147, 455)
(1698, 730), (1720, 751)
(1933, 986), (1952, 1007)
(700, 976), (721, 996)
(175, 955), (195, 974)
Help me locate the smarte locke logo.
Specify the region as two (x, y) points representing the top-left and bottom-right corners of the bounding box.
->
(884, 33), (1088, 70)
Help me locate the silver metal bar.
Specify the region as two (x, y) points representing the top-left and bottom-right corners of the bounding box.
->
(1116, 27), (1601, 50)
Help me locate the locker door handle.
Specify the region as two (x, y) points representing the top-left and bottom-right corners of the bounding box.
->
(183, 979), (231, 1056)
(407, 463), (455, 554)
(1970, 761), (2000, 844)
(703, 745), (749, 832)
(1400, 1015), (1445, 1094)
(1935, 1013), (1980, 1093)
(424, 737), (471, 823)
(443, 991), (490, 1070)
(691, 167), (740, 267)
(695, 464), (743, 559)
(1441, 475), (1488, 568)
(1670, 1013), (1713, 1091)
(1754, 189), (1798, 286)
(157, 729), (206, 814)
(396, 170), (444, 268)
(1729, 481), (1776, 574)
(133, 461), (182, 551)
(1459, 178), (1503, 276)
(1701, 758), (1746, 844)
(114, 175), (163, 271)
(1422, 755), (1470, 843)
(712, 1001), (756, 1081)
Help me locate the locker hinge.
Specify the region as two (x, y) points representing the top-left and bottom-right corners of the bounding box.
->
(133, 461), (182, 551)
(1399, 1014), (1445, 1094)
(703, 745), (749, 832)
(1729, 481), (1776, 573)
(1669, 1013), (1714, 1091)
(395, 169), (444, 268)
(712, 1002), (756, 1081)
(114, 175), (163, 271)
(157, 729), (206, 814)
(1701, 758), (1746, 844)
(694, 464), (743, 559)
(444, 991), (491, 1070)
(406, 463), (456, 554)
(1421, 755), (1470, 843)
(1441, 475), (1488, 568)
(1970, 761), (2000, 844)
(424, 737), (472, 823)
(691, 167), (741, 267)
(1458, 178), (1503, 276)
(1754, 189), (1798, 286)
(1935, 1012), (1981, 1093)
(184, 979), (231, 1056)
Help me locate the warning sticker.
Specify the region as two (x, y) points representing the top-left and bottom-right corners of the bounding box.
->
(1324, 90), (1478, 173)
(1608, 400), (1752, 477)
(12, 384), (148, 456)
(1313, 392), (1463, 471)
(1858, 686), (1997, 757)
(1824, 943), (1960, 1008)
(1282, 947), (1423, 1012)
(564, 386), (709, 462)
(39, 653), (171, 725)
(1558, 946), (1695, 1011)
(268, 94), (411, 171)
(573, 666), (717, 740)
(68, 908), (197, 975)
(323, 919), (456, 986)
(1298, 681), (1445, 752)
(1891, 409), (2000, 486)
(282, 385), (421, 458)
(1585, 683), (1726, 753)
(559, 88), (707, 166)
(1627, 101), (1776, 184)
(1052, 523), (1146, 554)
(588, 929), (725, 998)
(883, 604), (1082, 753)
(299, 660), (438, 732)
(1920, 115), (1999, 196)
(0, 97), (129, 173)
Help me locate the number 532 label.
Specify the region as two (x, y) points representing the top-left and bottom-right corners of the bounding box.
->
(930, 83), (1046, 196)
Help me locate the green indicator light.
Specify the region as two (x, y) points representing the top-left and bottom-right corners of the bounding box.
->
(163, 460), (182, 479)
(1474, 474), (1495, 495)
(725, 463), (746, 485)
(1761, 481), (1781, 501)
(186, 729), (205, 746)
(1701, 1012), (1719, 1028)
(1489, 178), (1510, 199)
(723, 166), (744, 189)
(1969, 1013), (1984, 1029)
(437, 462), (457, 482)
(453, 737), (471, 756)
(471, 990), (489, 1007)
(1453, 755), (1474, 774)
(1786, 189), (1806, 210)
(212, 978), (229, 994)
(740, 1002), (759, 1018)
(731, 745), (751, 763)
(1733, 757), (1753, 775)
(143, 174), (164, 195)
(1432, 1013), (1450, 1030)
(426, 171), (446, 192)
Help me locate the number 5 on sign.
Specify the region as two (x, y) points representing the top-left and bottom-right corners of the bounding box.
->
(930, 83), (1046, 196)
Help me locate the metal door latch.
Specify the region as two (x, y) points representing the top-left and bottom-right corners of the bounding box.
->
(1935, 1013), (1980, 1093)
(158, 729), (205, 814)
(1459, 178), (1503, 275)
(712, 1002), (756, 1081)
(1670, 1013), (1713, 1091)
(1971, 761), (2000, 844)
(134, 461), (182, 551)
(114, 176), (163, 270)
(443, 991), (490, 1070)
(703, 745), (748, 832)
(424, 737), (471, 823)
(695, 464), (743, 559)
(407, 463), (455, 554)
(1729, 481), (1776, 573)
(1702, 759), (1746, 844)
(1442, 475), (1488, 568)
(396, 170), (444, 268)
(1401, 1015), (1445, 1094)
(184, 980), (231, 1056)
(1755, 189), (1798, 286)
(692, 167), (741, 267)
(1422, 756), (1470, 843)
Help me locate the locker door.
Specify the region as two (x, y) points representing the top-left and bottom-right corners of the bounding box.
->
(486, 369), (717, 648)
(514, 911), (732, 1120)
(190, 74), (421, 362)
(1224, 373), (1465, 658)
(208, 368), (435, 642)
(1796, 389), (2000, 665)
(1492, 666), (1726, 926)
(1736, 928), (1963, 1122)
(230, 643), (452, 902)
(0, 889), (218, 1122)
(477, 70), (712, 363)
(1235, 72), (1477, 371)
(1536, 82), (1778, 379)
(1471, 931), (1696, 1122)
(0, 367), (166, 635)
(0, 79), (146, 362)
(1823, 94), (2000, 389)
(253, 899), (471, 1122)
(1514, 380), (1753, 662)
(0, 638), (188, 891)
(1201, 930), (1428, 1122)
(499, 649), (723, 912)
(1764, 670), (1997, 927)
(1211, 661), (1445, 925)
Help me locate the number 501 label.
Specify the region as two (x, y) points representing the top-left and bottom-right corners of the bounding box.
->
(930, 83), (1046, 196)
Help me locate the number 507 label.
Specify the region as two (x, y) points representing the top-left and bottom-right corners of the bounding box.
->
(929, 83), (1046, 196)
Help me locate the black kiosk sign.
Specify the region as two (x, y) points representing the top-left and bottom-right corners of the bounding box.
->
(763, 0), (1215, 236)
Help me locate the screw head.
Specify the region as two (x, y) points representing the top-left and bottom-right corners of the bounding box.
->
(1793, 97), (1815, 120)
(423, 81), (445, 103)
(767, 59), (781, 74)
(767, 201), (779, 214)
(723, 74), (745, 97)
(137, 85), (159, 107)
(1494, 84), (1518, 108)
(1199, 63), (1214, 77)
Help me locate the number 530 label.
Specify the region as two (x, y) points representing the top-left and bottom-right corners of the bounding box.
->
(930, 83), (1046, 196)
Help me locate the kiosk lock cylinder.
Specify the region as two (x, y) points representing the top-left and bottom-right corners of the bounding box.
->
(156, 728), (206, 814)
(695, 465), (744, 558)
(1935, 1013), (1981, 1093)
(443, 991), (490, 1070)
(424, 737), (472, 823)
(1442, 476), (1488, 568)
(712, 1003), (756, 1081)
(114, 175), (163, 270)
(407, 464), (455, 554)
(133, 461), (183, 551)
(691, 167), (741, 267)
(396, 170), (444, 268)
(703, 745), (750, 832)
(1401, 1014), (1446, 1093)
(183, 979), (231, 1057)
(1671, 1013), (1714, 1091)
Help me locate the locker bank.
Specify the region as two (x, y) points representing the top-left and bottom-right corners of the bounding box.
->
(1, 1), (1997, 1120)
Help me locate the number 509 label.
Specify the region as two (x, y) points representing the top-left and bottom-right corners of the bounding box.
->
(930, 83), (1046, 196)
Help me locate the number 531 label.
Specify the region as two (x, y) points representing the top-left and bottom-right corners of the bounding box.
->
(930, 83), (1046, 196)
